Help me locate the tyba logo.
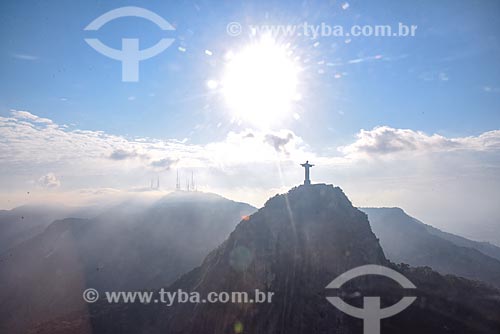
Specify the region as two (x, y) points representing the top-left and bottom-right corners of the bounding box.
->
(326, 265), (417, 334)
(84, 6), (175, 82)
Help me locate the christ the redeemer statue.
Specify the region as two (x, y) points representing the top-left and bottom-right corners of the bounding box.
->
(301, 160), (314, 185)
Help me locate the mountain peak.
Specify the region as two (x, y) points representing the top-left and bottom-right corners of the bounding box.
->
(160, 189), (254, 207)
(144, 184), (388, 333)
(228, 183), (388, 274)
(265, 183), (353, 209)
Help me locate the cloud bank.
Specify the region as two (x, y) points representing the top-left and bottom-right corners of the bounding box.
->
(340, 126), (500, 158)
(1, 110), (500, 244)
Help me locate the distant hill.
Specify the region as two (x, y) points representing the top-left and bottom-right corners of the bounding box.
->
(0, 205), (73, 253)
(361, 207), (500, 288)
(0, 191), (255, 334)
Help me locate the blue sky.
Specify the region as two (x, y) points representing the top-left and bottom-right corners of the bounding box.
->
(1, 0), (500, 243)
(1, 0), (499, 144)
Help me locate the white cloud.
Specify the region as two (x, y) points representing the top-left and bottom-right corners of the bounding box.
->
(0, 110), (311, 203)
(11, 53), (38, 61)
(150, 158), (178, 171)
(38, 173), (60, 188)
(10, 110), (54, 124)
(339, 126), (500, 159)
(108, 149), (143, 161)
(483, 86), (500, 93)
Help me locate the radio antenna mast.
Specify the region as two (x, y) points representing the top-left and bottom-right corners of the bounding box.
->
(176, 170), (180, 191)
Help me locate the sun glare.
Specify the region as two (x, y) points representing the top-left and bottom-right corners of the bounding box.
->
(221, 36), (301, 126)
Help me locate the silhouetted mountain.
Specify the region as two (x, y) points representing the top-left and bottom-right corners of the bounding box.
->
(0, 191), (255, 334)
(154, 184), (388, 334)
(362, 207), (500, 288)
(50, 184), (500, 334)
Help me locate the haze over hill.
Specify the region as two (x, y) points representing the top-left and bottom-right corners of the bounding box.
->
(0, 205), (101, 253)
(0, 191), (255, 334)
(36, 184), (500, 334)
(362, 207), (500, 288)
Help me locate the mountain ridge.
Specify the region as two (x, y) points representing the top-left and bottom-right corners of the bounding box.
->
(79, 184), (500, 334)
(361, 207), (500, 288)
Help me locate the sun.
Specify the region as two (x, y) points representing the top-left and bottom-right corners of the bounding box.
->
(221, 36), (301, 127)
